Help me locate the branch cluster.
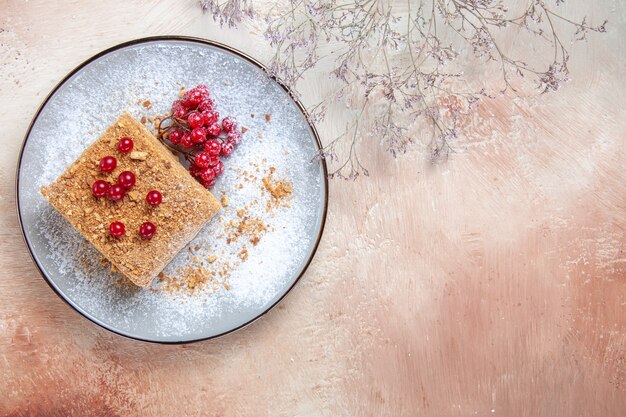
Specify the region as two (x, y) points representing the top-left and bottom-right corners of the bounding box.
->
(200, 0), (606, 178)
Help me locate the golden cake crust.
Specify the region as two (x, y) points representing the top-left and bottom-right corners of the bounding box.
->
(41, 114), (221, 287)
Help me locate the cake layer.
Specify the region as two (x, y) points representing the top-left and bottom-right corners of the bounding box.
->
(41, 114), (221, 287)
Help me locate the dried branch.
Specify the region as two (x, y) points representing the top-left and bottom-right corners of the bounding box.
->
(200, 0), (607, 178)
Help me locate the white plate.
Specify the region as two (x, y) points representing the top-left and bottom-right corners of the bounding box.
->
(17, 37), (328, 343)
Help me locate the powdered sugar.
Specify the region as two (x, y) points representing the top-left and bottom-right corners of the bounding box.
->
(18, 40), (326, 342)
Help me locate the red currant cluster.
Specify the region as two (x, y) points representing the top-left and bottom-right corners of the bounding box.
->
(91, 136), (162, 239)
(160, 85), (242, 189)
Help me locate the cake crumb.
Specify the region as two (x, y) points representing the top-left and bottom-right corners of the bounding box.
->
(265, 114), (271, 122)
(238, 246), (249, 261)
(158, 266), (215, 295)
(207, 255), (217, 263)
(221, 194), (230, 207)
(262, 168), (292, 202)
(130, 151), (147, 160)
(241, 126), (248, 133)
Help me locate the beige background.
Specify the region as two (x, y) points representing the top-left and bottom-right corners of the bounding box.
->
(0, 1), (624, 416)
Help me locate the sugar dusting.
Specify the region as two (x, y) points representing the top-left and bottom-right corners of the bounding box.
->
(18, 41), (325, 341)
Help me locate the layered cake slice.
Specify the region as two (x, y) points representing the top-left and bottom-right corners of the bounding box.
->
(41, 114), (221, 287)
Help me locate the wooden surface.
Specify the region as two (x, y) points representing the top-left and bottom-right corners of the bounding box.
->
(0, 1), (624, 416)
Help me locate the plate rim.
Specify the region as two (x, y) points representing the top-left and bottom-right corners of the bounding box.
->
(14, 35), (329, 344)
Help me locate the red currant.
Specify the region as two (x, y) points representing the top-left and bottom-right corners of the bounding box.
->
(207, 122), (221, 137)
(207, 155), (220, 167)
(201, 167), (215, 184)
(198, 99), (215, 112)
(222, 117), (236, 132)
(194, 85), (210, 98)
(213, 159), (224, 176)
(180, 132), (194, 148)
(202, 110), (219, 126)
(204, 140), (222, 156)
(185, 89), (206, 107)
(92, 180), (110, 198)
(100, 156), (117, 173)
(168, 129), (183, 145)
(118, 171), (136, 189)
(202, 177), (216, 189)
(171, 99), (184, 112)
(108, 184), (125, 201)
(109, 221), (126, 237)
(187, 112), (204, 129)
(146, 190), (162, 207)
(220, 140), (235, 157)
(174, 105), (188, 119)
(117, 137), (134, 153)
(182, 99), (196, 109)
(227, 131), (243, 145)
(191, 128), (207, 144)
(189, 163), (203, 178)
(194, 152), (211, 169)
(139, 222), (156, 239)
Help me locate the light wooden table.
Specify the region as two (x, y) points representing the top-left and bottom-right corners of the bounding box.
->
(1, 1), (624, 416)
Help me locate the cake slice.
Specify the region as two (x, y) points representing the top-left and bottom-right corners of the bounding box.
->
(41, 114), (221, 287)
